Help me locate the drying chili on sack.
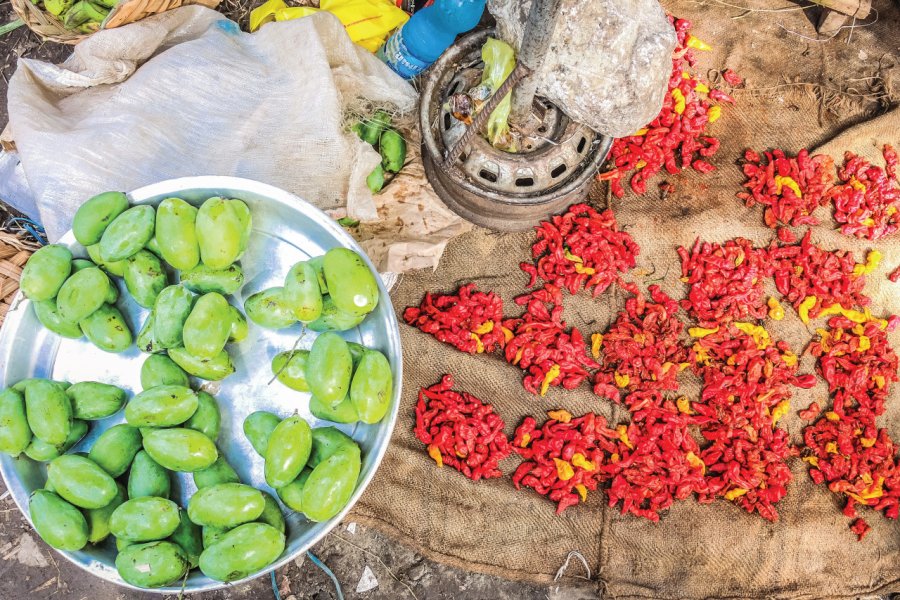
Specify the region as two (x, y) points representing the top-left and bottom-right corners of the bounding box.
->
(414, 375), (512, 481)
(512, 409), (620, 514)
(768, 230), (872, 321)
(678, 237), (771, 327)
(503, 284), (599, 396)
(597, 17), (733, 197)
(403, 284), (507, 354)
(592, 283), (689, 400)
(738, 148), (835, 228)
(830, 145), (900, 240)
(520, 203), (639, 296)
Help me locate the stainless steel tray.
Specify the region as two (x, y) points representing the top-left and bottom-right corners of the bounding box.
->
(0, 176), (403, 593)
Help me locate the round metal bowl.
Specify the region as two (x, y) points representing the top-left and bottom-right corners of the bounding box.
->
(0, 176), (403, 593)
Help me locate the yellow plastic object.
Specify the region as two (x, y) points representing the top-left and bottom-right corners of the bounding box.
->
(250, 0), (409, 54)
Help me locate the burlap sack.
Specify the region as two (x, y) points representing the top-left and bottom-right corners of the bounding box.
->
(352, 1), (900, 597)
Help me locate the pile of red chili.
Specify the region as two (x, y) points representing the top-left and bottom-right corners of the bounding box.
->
(402, 283), (507, 355)
(597, 17), (734, 197)
(520, 203), (639, 296)
(677, 237), (771, 326)
(768, 230), (872, 321)
(738, 148), (835, 228)
(829, 145), (900, 240)
(414, 374), (512, 481)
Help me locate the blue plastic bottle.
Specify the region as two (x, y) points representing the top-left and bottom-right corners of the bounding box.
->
(378, 0), (486, 79)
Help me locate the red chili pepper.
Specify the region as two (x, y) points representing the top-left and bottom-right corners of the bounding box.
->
(403, 284), (506, 354)
(798, 402), (821, 421)
(776, 227), (796, 243)
(889, 265), (900, 283)
(414, 375), (512, 481)
(722, 69), (743, 86)
(850, 518), (872, 541)
(829, 145), (900, 240)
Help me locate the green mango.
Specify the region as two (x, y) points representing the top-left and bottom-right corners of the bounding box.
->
(124, 250), (167, 309)
(195, 197), (246, 269)
(245, 287), (296, 329)
(140, 354), (189, 389)
(88, 424), (142, 477)
(257, 491), (286, 533)
(271, 350), (310, 392)
(24, 379), (72, 446)
(276, 468), (311, 512)
(349, 349), (392, 424)
(202, 525), (228, 548)
(379, 128), (407, 173)
(359, 110), (390, 145)
(309, 394), (358, 423)
(284, 261), (323, 322)
(301, 445), (361, 522)
(33, 299), (83, 339)
(47, 454), (118, 509)
(153, 285), (195, 349)
(155, 197), (200, 271)
(116, 541), (189, 588)
(56, 267), (111, 324)
(116, 537), (134, 552)
(144, 236), (163, 258)
(183, 292), (232, 359)
(20, 245), (72, 302)
(264, 415), (312, 488)
(66, 381), (126, 420)
(308, 256), (328, 293)
(125, 385), (198, 427)
(127, 450), (171, 499)
(70, 259), (95, 272)
(0, 388), (32, 456)
(24, 419), (87, 462)
(184, 391), (220, 441)
(243, 411), (281, 456)
(85, 481), (126, 544)
(187, 483), (265, 528)
(168, 511), (203, 569)
(86, 243), (126, 277)
(199, 522), (285, 582)
(180, 263), (244, 295)
(142, 428), (218, 472)
(72, 191), (129, 246)
(228, 306), (248, 343)
(309, 426), (357, 469)
(192, 454), (240, 489)
(99, 205), (155, 262)
(308, 295), (365, 332)
(229, 200), (253, 255)
(110, 496), (181, 542)
(306, 332), (352, 406)
(136, 311), (162, 354)
(347, 341), (366, 368)
(167, 347), (235, 381)
(29, 490), (88, 551)
(79, 304), (133, 353)
(366, 164), (385, 193)
(322, 248), (378, 316)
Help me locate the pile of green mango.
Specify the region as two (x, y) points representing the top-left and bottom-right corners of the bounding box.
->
(351, 110), (407, 193)
(244, 413), (361, 523)
(246, 248), (380, 333)
(42, 0), (114, 34)
(271, 334), (392, 424)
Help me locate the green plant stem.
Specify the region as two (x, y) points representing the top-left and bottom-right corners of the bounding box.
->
(0, 18), (25, 36)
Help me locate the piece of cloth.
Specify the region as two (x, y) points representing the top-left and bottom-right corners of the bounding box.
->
(5, 6), (469, 272)
(352, 0), (900, 596)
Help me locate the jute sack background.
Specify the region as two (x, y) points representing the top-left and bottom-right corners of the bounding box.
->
(352, 0), (900, 597)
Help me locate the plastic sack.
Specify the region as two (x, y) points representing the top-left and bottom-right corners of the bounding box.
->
(6, 6), (470, 272)
(480, 37), (515, 150)
(250, 0), (408, 52)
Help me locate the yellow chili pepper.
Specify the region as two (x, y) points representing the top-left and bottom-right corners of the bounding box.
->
(635, 160), (648, 169)
(767, 297), (785, 321)
(564, 249), (583, 264)
(547, 409), (572, 423)
(798, 295), (817, 323)
(427, 444), (443, 468)
(470, 333), (484, 353)
(472, 320), (494, 335)
(671, 89), (686, 115)
(825, 411), (840, 422)
(734, 322), (771, 349)
(553, 458), (574, 481)
(610, 453), (620, 463)
(707, 105), (721, 123)
(572, 453), (596, 471)
(857, 335), (871, 352)
(512, 347), (524, 365)
(860, 437), (876, 448)
(519, 433), (531, 448)
(873, 375), (885, 389)
(631, 128), (649, 136)
(575, 484), (588, 502)
(616, 424), (633, 449)
(590, 333), (603, 359)
(818, 304), (869, 324)
(849, 177), (866, 192)
(774, 176), (802, 198)
(771, 399), (790, 427)
(685, 451), (706, 474)
(724, 488), (748, 501)
(689, 326), (719, 338)
(853, 250), (882, 276)
(686, 35), (712, 50)
(825, 442), (838, 454)
(501, 326), (514, 343)
(540, 364), (561, 397)
(694, 82), (709, 93)
(676, 396), (694, 414)
(802, 456), (819, 467)
(614, 372), (631, 388)
(574, 263), (596, 275)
